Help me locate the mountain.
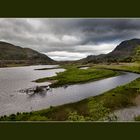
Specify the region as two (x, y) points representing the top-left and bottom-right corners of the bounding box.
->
(80, 38), (140, 64)
(107, 38), (140, 59)
(0, 41), (56, 66)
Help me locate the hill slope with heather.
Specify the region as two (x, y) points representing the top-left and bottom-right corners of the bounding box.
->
(0, 41), (56, 66)
(80, 39), (140, 64)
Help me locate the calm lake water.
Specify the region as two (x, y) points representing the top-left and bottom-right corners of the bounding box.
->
(0, 65), (140, 116)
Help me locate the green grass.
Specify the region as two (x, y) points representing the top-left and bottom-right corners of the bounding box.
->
(2, 77), (140, 121)
(5, 63), (29, 67)
(1, 63), (140, 121)
(35, 66), (119, 87)
(133, 46), (140, 62)
(94, 62), (140, 73)
(134, 116), (140, 121)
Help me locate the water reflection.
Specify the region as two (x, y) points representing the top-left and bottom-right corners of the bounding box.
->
(27, 91), (47, 98)
(0, 65), (140, 116)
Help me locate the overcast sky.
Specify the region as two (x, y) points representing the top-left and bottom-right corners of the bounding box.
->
(0, 18), (140, 60)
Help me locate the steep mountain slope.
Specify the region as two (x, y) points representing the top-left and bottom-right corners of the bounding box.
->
(80, 38), (140, 63)
(0, 41), (56, 66)
(107, 38), (140, 59)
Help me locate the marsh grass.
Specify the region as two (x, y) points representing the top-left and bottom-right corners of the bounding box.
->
(94, 62), (140, 73)
(2, 77), (140, 121)
(2, 63), (140, 121)
(35, 66), (119, 87)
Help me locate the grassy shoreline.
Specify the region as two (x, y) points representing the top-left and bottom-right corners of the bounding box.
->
(35, 66), (120, 87)
(94, 63), (140, 74)
(1, 62), (140, 121)
(1, 77), (140, 121)
(0, 63), (30, 68)
(34, 67), (61, 70)
(0, 64), (59, 68)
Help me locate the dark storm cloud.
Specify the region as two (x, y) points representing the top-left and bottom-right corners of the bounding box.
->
(0, 18), (140, 60)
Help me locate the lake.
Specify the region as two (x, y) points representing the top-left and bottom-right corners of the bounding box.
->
(0, 65), (140, 116)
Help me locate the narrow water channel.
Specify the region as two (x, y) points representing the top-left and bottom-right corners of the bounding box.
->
(0, 65), (139, 116)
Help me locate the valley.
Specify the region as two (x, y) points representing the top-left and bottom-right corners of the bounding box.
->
(1, 38), (140, 121)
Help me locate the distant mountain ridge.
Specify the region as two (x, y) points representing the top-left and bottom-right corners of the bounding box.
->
(80, 38), (140, 63)
(0, 41), (56, 66)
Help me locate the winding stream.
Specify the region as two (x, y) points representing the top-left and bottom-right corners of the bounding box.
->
(0, 65), (140, 117)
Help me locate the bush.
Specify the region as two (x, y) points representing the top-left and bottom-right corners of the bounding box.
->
(67, 111), (85, 121)
(28, 115), (48, 121)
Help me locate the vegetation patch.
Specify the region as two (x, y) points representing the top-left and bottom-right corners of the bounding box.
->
(35, 66), (119, 87)
(94, 62), (140, 74)
(34, 66), (61, 70)
(134, 115), (140, 121)
(1, 63), (140, 121)
(2, 77), (140, 121)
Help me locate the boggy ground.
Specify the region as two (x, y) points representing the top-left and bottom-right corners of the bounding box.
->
(35, 65), (119, 87)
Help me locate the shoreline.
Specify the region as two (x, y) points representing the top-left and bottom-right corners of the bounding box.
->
(34, 67), (120, 88)
(0, 63), (59, 68)
(1, 63), (140, 121)
(0, 70), (139, 121)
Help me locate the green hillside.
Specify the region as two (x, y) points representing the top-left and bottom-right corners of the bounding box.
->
(0, 41), (56, 66)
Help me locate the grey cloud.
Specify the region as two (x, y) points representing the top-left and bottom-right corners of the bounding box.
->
(0, 18), (140, 60)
